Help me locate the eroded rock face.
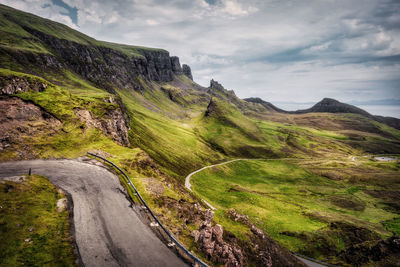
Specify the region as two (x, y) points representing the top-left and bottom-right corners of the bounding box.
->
(75, 106), (130, 147)
(2, 28), (192, 93)
(192, 210), (244, 267)
(170, 56), (183, 75)
(0, 96), (61, 158)
(182, 64), (193, 80)
(0, 75), (48, 95)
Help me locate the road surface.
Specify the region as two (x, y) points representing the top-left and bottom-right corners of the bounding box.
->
(0, 158), (187, 267)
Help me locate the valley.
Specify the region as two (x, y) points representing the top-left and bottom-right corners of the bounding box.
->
(0, 3), (399, 267)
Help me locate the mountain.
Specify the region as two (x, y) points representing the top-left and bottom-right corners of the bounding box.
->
(243, 97), (287, 113)
(293, 98), (372, 116)
(1, 4), (400, 267)
(292, 98), (400, 130)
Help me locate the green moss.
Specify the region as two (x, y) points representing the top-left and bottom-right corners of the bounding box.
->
(382, 217), (400, 235)
(0, 175), (76, 266)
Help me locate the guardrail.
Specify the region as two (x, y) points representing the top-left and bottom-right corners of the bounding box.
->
(87, 152), (208, 267)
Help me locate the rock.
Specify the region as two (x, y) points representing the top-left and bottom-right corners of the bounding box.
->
(194, 211), (244, 266)
(150, 222), (159, 227)
(57, 198), (67, 213)
(28, 227), (34, 232)
(191, 230), (200, 242)
(170, 56), (183, 75)
(209, 79), (224, 91)
(2, 176), (26, 183)
(0, 76), (48, 95)
(75, 108), (130, 147)
(182, 64), (193, 80)
(213, 224), (224, 243)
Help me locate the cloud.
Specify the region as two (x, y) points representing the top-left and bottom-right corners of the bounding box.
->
(0, 0), (399, 108)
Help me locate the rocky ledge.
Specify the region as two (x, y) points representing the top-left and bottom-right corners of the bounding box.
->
(0, 75), (48, 95)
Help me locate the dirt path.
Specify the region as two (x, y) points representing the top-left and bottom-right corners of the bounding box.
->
(0, 158), (187, 267)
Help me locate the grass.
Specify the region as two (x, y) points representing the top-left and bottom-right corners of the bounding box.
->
(0, 4), (165, 58)
(0, 175), (76, 266)
(190, 158), (400, 262)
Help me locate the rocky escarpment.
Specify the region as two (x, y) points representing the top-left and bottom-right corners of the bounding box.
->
(0, 26), (193, 93)
(75, 96), (130, 146)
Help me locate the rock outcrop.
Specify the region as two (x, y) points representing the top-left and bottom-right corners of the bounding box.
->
(226, 209), (306, 267)
(0, 75), (48, 95)
(0, 96), (61, 157)
(192, 210), (244, 266)
(75, 106), (130, 147)
(182, 64), (193, 80)
(170, 56), (183, 75)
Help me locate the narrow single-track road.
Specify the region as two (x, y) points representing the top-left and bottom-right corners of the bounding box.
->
(0, 159), (187, 267)
(185, 158), (328, 267)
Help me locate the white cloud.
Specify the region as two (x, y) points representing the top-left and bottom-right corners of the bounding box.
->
(0, 0), (399, 106)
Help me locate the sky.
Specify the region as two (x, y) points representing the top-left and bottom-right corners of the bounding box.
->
(1, 0), (400, 110)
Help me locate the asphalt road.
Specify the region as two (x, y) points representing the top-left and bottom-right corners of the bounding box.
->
(0, 159), (187, 267)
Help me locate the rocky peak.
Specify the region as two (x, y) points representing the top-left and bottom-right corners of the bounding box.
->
(182, 64), (193, 80)
(170, 56), (183, 75)
(209, 79), (224, 90)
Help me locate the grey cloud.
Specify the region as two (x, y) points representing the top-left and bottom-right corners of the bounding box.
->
(1, 0), (399, 112)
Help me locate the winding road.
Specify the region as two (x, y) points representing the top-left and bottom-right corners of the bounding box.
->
(185, 158), (328, 267)
(0, 158), (187, 267)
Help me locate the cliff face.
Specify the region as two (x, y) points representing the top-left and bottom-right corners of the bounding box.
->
(0, 27), (193, 92)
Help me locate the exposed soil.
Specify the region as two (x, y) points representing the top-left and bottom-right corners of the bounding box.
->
(329, 195), (366, 211)
(0, 96), (61, 159)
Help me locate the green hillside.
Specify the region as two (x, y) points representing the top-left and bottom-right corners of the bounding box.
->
(0, 4), (399, 266)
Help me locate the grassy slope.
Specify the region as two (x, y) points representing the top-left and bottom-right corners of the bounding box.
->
(0, 4), (165, 57)
(1, 4), (400, 266)
(191, 158), (400, 264)
(0, 175), (76, 266)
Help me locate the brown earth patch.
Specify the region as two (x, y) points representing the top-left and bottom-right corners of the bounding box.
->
(329, 195), (366, 211)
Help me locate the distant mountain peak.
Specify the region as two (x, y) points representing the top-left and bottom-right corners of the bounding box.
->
(296, 98), (371, 116)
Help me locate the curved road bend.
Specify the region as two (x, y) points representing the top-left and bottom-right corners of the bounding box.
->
(0, 159), (187, 267)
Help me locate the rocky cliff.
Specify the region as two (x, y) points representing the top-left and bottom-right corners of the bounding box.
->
(0, 25), (193, 93)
